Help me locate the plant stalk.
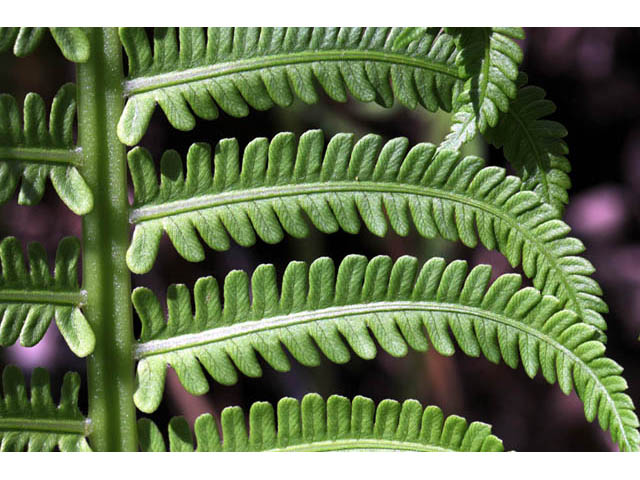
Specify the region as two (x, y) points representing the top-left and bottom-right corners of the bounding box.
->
(76, 27), (137, 451)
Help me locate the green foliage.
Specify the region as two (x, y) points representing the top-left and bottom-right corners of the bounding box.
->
(441, 27), (524, 150)
(0, 26), (637, 453)
(117, 27), (461, 145)
(0, 84), (93, 215)
(131, 255), (637, 450)
(0, 237), (94, 357)
(0, 27), (90, 63)
(138, 393), (504, 452)
(486, 73), (571, 215)
(0, 365), (91, 451)
(127, 130), (607, 334)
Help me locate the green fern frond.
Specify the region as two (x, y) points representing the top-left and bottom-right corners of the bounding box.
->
(0, 237), (95, 358)
(138, 393), (504, 452)
(126, 130), (607, 333)
(485, 73), (571, 215)
(0, 84), (93, 215)
(0, 366), (91, 451)
(131, 255), (637, 451)
(441, 27), (524, 150)
(117, 27), (461, 145)
(0, 27), (90, 63)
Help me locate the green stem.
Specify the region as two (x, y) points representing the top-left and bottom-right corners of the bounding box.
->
(76, 28), (137, 452)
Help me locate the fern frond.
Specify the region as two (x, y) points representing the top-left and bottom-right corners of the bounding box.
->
(127, 130), (607, 333)
(138, 393), (504, 452)
(0, 237), (95, 358)
(0, 84), (93, 215)
(131, 255), (638, 451)
(117, 27), (461, 145)
(485, 73), (571, 215)
(0, 366), (91, 451)
(0, 27), (90, 63)
(441, 28), (524, 150)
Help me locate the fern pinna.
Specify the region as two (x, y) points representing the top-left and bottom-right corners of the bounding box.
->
(0, 27), (637, 452)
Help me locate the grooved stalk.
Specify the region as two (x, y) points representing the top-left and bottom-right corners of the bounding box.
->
(76, 28), (137, 451)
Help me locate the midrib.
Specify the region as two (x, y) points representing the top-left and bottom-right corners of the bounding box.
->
(0, 288), (85, 307)
(0, 417), (88, 436)
(0, 146), (82, 166)
(124, 49), (462, 96)
(135, 300), (566, 358)
(266, 438), (453, 452)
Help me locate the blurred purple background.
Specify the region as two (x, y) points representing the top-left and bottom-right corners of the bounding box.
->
(2, 28), (640, 451)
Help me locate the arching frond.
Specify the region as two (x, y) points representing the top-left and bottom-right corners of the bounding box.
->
(0, 84), (93, 215)
(138, 393), (504, 452)
(0, 237), (94, 358)
(441, 27), (524, 150)
(0, 366), (91, 451)
(131, 255), (638, 451)
(127, 130), (607, 333)
(117, 27), (461, 145)
(485, 73), (571, 215)
(0, 27), (90, 63)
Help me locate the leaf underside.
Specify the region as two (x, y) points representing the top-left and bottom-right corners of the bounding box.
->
(0, 84), (93, 215)
(132, 255), (637, 451)
(0, 27), (90, 63)
(0, 236), (94, 357)
(485, 73), (571, 215)
(0, 366), (91, 451)
(117, 27), (461, 145)
(441, 27), (524, 150)
(138, 393), (504, 452)
(126, 130), (607, 333)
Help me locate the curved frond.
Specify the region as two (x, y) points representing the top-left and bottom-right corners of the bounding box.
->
(0, 27), (90, 63)
(485, 73), (571, 215)
(138, 393), (504, 452)
(0, 84), (93, 215)
(132, 255), (637, 451)
(127, 130), (607, 333)
(117, 27), (461, 145)
(0, 237), (94, 358)
(441, 27), (524, 150)
(0, 366), (91, 451)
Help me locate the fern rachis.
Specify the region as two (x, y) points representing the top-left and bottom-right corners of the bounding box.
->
(0, 26), (637, 453)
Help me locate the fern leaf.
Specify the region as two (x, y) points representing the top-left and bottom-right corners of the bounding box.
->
(131, 255), (638, 451)
(0, 84), (93, 215)
(138, 393), (504, 452)
(0, 27), (90, 63)
(485, 73), (571, 215)
(441, 28), (524, 150)
(0, 237), (95, 357)
(117, 27), (461, 145)
(127, 130), (607, 333)
(0, 366), (91, 451)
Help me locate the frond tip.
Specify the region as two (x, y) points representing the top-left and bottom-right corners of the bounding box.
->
(441, 27), (524, 150)
(118, 27), (461, 145)
(0, 366), (91, 451)
(0, 84), (93, 215)
(131, 255), (638, 451)
(137, 393), (504, 452)
(126, 130), (607, 334)
(0, 236), (95, 358)
(485, 73), (571, 215)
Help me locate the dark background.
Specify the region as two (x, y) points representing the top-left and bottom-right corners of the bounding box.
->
(1, 28), (639, 451)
